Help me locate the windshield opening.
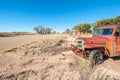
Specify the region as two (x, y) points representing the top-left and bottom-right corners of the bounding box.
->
(94, 28), (113, 36)
(94, 29), (102, 35)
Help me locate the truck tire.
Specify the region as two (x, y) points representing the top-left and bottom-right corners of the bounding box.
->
(89, 50), (103, 68)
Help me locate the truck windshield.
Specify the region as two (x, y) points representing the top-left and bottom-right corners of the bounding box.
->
(94, 28), (113, 36)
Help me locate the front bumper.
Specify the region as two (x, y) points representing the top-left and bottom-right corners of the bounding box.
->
(71, 44), (84, 57)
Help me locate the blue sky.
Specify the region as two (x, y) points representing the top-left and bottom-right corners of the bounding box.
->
(0, 0), (120, 32)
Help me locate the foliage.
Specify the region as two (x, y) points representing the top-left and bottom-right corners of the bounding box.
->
(62, 29), (71, 34)
(34, 25), (52, 34)
(74, 23), (92, 34)
(93, 16), (120, 29)
(65, 29), (71, 33)
(52, 31), (57, 34)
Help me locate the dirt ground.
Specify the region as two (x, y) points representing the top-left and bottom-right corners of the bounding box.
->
(0, 35), (120, 80)
(0, 35), (60, 51)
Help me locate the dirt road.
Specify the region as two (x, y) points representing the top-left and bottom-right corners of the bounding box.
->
(0, 35), (62, 52)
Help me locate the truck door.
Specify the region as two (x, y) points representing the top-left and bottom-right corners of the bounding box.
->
(115, 27), (120, 56)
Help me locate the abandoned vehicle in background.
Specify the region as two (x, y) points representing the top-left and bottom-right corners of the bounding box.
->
(71, 24), (120, 68)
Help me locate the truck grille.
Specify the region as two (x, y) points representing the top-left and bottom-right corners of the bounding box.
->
(77, 41), (83, 44)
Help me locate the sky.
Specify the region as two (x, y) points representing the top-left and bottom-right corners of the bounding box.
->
(0, 0), (120, 32)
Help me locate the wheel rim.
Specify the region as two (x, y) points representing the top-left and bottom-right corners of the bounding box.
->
(94, 52), (103, 64)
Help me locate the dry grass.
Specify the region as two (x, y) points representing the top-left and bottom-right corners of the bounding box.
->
(74, 57), (120, 80)
(0, 32), (35, 37)
(1, 35), (120, 80)
(90, 67), (120, 80)
(3, 41), (37, 53)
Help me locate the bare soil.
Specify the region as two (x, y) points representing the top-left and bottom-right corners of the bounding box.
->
(0, 34), (60, 52)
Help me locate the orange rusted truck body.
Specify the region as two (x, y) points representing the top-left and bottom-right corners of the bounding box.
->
(71, 24), (120, 58)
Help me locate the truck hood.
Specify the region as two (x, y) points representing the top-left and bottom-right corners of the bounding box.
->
(77, 36), (109, 44)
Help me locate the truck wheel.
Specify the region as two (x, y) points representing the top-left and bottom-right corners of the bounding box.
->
(89, 50), (103, 68)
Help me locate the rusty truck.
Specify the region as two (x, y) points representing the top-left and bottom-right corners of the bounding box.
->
(71, 24), (120, 67)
